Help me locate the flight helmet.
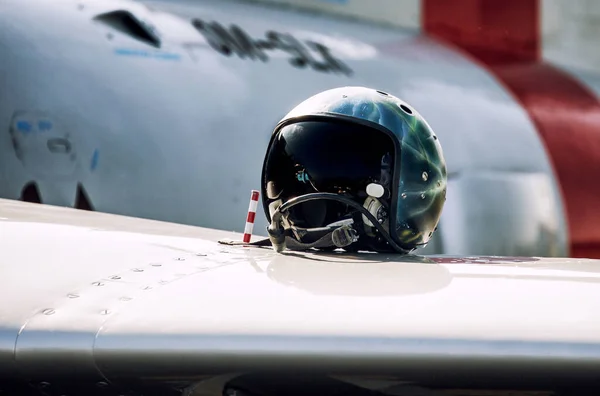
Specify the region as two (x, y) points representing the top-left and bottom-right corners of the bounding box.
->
(261, 86), (447, 254)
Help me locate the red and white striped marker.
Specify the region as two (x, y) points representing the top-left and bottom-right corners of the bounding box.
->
(243, 190), (260, 243)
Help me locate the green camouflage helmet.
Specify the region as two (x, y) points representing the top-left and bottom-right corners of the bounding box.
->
(261, 86), (447, 253)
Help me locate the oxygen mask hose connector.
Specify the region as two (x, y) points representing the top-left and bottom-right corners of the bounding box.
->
(267, 211), (287, 253)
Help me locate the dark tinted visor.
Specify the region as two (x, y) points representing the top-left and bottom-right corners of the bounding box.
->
(264, 120), (395, 200)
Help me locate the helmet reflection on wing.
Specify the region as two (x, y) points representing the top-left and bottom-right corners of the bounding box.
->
(261, 86), (447, 254)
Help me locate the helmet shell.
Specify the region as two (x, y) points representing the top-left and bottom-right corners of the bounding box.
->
(262, 86), (447, 251)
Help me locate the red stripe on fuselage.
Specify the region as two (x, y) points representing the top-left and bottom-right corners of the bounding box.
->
(423, 0), (600, 258)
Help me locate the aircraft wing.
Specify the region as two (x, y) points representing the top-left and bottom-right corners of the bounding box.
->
(1, 198), (599, 395)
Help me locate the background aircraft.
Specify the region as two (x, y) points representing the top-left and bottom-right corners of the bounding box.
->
(1, 0), (600, 258)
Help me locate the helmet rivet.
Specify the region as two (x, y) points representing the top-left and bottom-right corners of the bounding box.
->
(399, 104), (413, 115)
(422, 171), (428, 181)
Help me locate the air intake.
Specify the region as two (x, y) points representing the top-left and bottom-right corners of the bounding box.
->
(94, 10), (161, 48)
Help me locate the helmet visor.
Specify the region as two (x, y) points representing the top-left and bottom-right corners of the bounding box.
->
(263, 119), (395, 200)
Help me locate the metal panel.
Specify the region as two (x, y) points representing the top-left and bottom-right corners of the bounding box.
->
(0, 199), (599, 384)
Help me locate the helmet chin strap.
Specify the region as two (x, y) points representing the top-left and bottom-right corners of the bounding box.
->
(267, 197), (360, 252)
(268, 216), (359, 253)
(267, 192), (408, 254)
